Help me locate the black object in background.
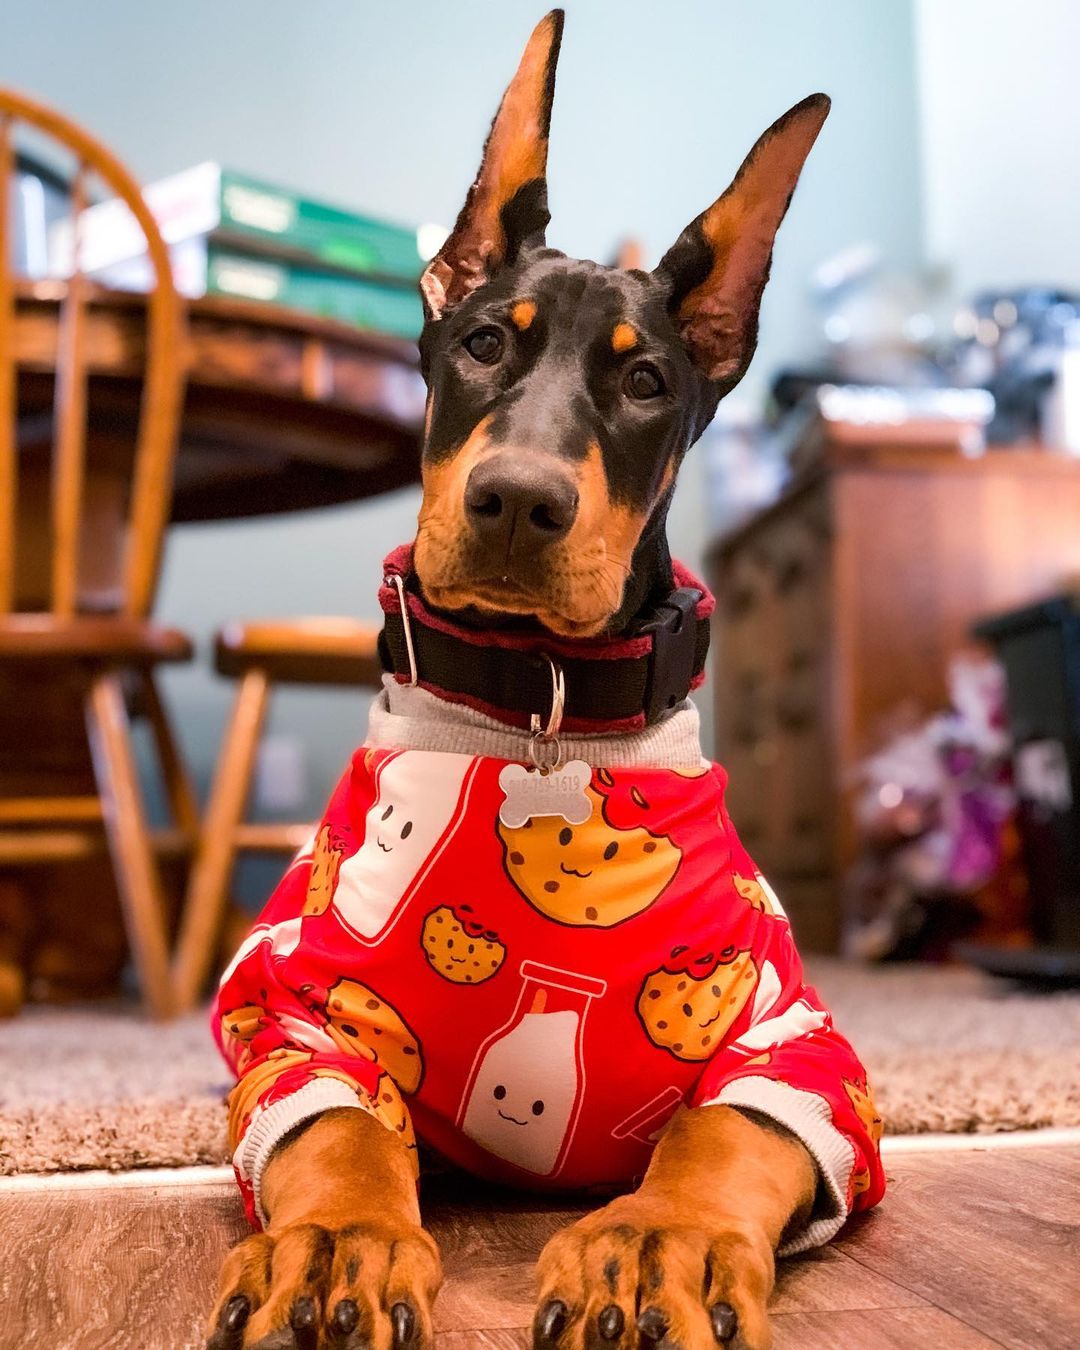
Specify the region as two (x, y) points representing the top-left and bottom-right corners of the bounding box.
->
(964, 593), (1080, 985)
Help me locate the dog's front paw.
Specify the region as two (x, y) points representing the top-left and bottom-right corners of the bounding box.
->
(533, 1193), (775, 1350)
(206, 1219), (441, 1349)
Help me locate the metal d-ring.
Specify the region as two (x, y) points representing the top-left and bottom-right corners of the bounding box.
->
(528, 655), (565, 772)
(386, 573), (418, 686)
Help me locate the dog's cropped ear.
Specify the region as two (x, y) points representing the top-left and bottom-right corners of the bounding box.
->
(654, 94), (830, 393)
(421, 10), (564, 321)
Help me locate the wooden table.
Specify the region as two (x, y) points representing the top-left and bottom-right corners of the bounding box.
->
(14, 278), (427, 520)
(4, 280), (426, 1002)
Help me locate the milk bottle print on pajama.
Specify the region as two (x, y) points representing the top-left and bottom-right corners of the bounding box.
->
(332, 751), (476, 942)
(459, 961), (607, 1177)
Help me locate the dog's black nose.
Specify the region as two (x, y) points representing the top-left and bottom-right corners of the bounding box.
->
(464, 457), (578, 554)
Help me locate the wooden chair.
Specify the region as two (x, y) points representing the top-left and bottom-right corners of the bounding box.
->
(172, 617), (382, 1010)
(0, 90), (191, 1018)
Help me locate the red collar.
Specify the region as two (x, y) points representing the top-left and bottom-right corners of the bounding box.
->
(377, 544), (714, 735)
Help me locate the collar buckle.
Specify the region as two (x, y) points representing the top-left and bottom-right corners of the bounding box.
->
(639, 587), (702, 723)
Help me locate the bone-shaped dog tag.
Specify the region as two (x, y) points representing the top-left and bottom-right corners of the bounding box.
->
(498, 760), (593, 829)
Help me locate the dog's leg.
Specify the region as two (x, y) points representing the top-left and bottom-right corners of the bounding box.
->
(533, 1104), (816, 1350)
(207, 1109), (441, 1350)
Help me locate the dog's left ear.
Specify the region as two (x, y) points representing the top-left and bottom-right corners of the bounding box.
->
(654, 94), (830, 393)
(421, 10), (564, 321)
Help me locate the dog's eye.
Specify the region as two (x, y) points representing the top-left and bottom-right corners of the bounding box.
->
(624, 362), (665, 400)
(463, 326), (504, 364)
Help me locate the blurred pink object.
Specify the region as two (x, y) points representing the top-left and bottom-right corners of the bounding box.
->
(846, 655), (1016, 960)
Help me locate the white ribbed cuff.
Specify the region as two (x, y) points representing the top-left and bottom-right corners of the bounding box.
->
(701, 1076), (856, 1256)
(235, 1079), (371, 1228)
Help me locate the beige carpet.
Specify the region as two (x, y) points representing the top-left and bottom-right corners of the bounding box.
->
(2, 960), (1079, 1175)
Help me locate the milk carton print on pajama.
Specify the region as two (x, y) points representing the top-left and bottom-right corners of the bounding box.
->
(213, 747), (885, 1254)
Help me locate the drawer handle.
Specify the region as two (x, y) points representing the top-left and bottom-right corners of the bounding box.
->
(776, 554), (811, 591)
(776, 695), (814, 731)
(726, 585), (757, 616)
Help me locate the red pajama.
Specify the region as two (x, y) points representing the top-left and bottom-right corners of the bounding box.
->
(214, 747), (885, 1253)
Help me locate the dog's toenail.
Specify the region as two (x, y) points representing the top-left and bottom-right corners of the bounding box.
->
(290, 1296), (317, 1330)
(221, 1295), (249, 1332)
(598, 1304), (624, 1340)
(391, 1301), (415, 1345)
(710, 1301), (738, 1342)
(637, 1305), (669, 1342)
(536, 1297), (569, 1343)
(332, 1298), (360, 1335)
(289, 1295), (319, 1350)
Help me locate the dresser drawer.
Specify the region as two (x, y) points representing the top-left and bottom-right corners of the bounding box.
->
(771, 722), (833, 874)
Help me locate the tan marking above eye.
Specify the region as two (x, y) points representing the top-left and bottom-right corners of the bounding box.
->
(612, 322), (638, 353)
(510, 300), (537, 330)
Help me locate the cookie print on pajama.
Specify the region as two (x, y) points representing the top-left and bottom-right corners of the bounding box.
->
(215, 748), (885, 1251)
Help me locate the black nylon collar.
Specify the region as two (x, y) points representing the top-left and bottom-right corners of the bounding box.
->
(377, 562), (712, 734)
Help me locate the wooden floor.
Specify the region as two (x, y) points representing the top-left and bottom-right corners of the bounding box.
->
(1, 1147), (1077, 1349)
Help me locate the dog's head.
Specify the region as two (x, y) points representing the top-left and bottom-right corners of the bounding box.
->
(415, 11), (828, 639)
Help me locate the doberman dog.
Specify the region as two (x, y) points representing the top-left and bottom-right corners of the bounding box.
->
(207, 12), (884, 1350)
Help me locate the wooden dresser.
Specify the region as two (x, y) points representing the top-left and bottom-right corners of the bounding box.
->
(707, 443), (1080, 951)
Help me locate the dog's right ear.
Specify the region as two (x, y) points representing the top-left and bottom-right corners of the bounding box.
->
(420, 10), (563, 322)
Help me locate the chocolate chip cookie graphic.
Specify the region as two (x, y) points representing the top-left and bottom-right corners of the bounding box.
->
(303, 822), (350, 916)
(220, 1003), (264, 1045)
(844, 1075), (884, 1195)
(324, 977), (424, 1093)
(219, 1003), (267, 1069)
(312, 1067), (420, 1172)
(498, 786), (681, 927)
(422, 903), (507, 983)
(367, 1072), (418, 1155)
(637, 944), (759, 1060)
(733, 871), (786, 918)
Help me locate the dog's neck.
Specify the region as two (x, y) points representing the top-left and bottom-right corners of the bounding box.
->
(366, 675), (705, 770)
(370, 534), (709, 769)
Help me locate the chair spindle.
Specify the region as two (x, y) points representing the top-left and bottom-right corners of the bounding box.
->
(50, 162), (89, 616)
(0, 114), (15, 614)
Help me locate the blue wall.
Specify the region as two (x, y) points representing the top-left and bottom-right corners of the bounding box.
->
(2, 1), (924, 810)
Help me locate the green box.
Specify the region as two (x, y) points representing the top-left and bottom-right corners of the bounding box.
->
(51, 161), (430, 286)
(205, 246), (424, 339)
(95, 237), (424, 340)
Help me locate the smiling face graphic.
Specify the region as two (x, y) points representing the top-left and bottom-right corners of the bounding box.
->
(492, 1081), (546, 1126)
(461, 1006), (579, 1174)
(332, 752), (473, 941)
(375, 801), (413, 853)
